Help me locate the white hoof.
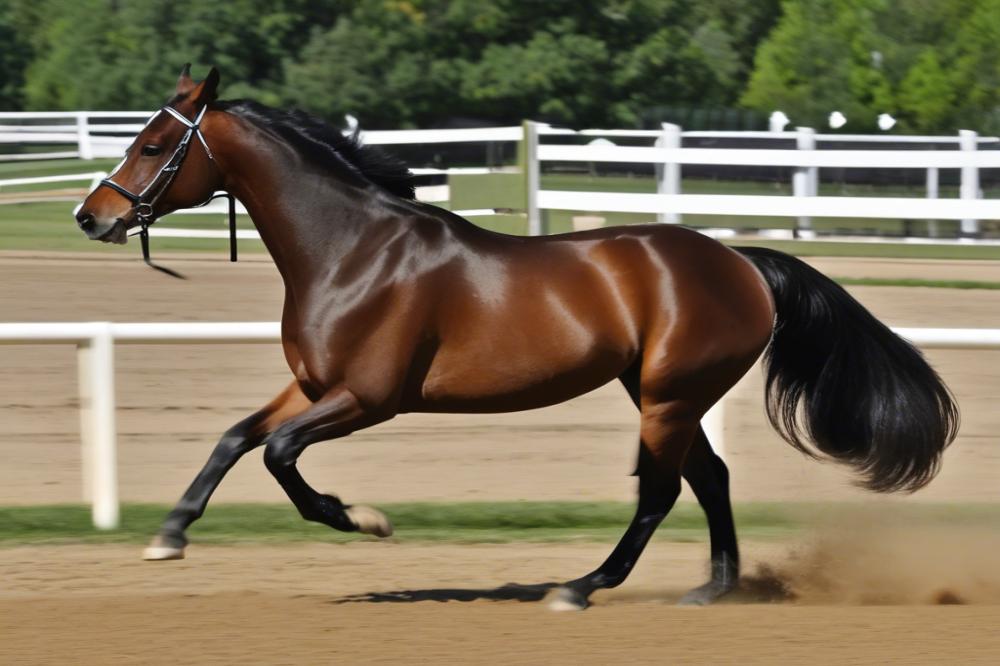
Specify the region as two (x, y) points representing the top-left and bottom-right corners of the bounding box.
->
(548, 598), (587, 612)
(142, 545), (185, 561)
(345, 505), (393, 538)
(546, 586), (588, 612)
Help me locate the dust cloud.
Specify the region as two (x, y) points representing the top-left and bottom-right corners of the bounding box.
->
(741, 510), (1000, 606)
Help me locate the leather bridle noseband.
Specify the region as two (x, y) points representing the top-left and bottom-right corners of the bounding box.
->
(99, 104), (237, 278)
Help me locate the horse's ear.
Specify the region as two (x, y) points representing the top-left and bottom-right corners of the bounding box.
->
(189, 67), (220, 106)
(176, 63), (195, 96)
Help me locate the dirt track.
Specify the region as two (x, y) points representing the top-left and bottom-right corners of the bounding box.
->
(3, 539), (1000, 665)
(2, 251), (1000, 663)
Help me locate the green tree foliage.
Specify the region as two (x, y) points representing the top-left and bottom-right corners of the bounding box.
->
(0, 0), (776, 128)
(8, 0), (346, 110)
(1, 0), (998, 134)
(744, 0), (1000, 134)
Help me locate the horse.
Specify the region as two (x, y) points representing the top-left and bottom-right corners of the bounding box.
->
(75, 66), (958, 611)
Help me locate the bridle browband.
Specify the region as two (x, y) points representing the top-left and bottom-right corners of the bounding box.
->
(99, 104), (238, 278)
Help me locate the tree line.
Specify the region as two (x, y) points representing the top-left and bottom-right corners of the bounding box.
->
(0, 0), (997, 134)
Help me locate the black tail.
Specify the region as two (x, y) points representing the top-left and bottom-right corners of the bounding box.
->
(737, 247), (958, 492)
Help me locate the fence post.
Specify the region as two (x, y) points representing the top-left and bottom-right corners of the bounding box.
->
(521, 120), (544, 236)
(701, 398), (726, 462)
(793, 126), (816, 238)
(655, 123), (682, 224)
(959, 129), (980, 238)
(76, 323), (118, 529)
(76, 112), (93, 160)
(925, 167), (939, 238)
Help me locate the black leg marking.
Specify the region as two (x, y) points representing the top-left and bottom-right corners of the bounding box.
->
(550, 439), (684, 611)
(679, 427), (740, 605)
(144, 412), (269, 560)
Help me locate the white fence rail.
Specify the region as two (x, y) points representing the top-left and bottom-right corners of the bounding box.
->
(528, 122), (1000, 238)
(3, 108), (997, 157)
(0, 321), (997, 528)
(0, 172), (107, 191)
(3, 111), (1000, 242)
(0, 322), (280, 528)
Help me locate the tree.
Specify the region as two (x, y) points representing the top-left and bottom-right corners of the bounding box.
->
(1, 0), (788, 130)
(741, 0), (892, 132)
(896, 49), (957, 132)
(952, 0), (1000, 133)
(742, 0), (1000, 135)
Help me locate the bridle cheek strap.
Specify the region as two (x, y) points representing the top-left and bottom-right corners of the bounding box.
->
(98, 104), (238, 278)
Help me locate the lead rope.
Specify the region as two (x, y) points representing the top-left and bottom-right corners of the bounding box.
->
(139, 223), (186, 279)
(138, 193), (238, 279)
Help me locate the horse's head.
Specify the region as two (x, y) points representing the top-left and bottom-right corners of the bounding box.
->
(75, 65), (223, 244)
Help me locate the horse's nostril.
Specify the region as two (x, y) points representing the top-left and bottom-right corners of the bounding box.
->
(76, 211), (95, 229)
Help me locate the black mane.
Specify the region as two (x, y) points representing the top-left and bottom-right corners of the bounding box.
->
(214, 99), (416, 200)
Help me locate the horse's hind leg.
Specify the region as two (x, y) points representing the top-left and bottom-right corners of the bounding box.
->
(548, 401), (696, 611)
(143, 381), (310, 561)
(677, 427), (739, 605)
(619, 368), (740, 605)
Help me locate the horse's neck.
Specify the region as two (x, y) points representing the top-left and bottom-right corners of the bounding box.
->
(213, 117), (380, 286)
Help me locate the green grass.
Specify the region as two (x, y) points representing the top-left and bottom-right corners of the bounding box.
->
(0, 501), (802, 546)
(0, 157), (122, 193)
(724, 238), (1000, 260)
(2, 501), (997, 546)
(2, 163), (999, 259)
(0, 201), (257, 253)
(834, 277), (1000, 290)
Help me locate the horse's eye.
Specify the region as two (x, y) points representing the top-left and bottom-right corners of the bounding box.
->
(141, 144), (162, 157)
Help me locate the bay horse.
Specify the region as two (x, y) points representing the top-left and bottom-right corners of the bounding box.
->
(75, 66), (958, 611)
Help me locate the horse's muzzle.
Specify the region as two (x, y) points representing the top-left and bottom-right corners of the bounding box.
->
(77, 213), (128, 245)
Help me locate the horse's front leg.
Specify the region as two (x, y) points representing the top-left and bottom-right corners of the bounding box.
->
(263, 385), (394, 537)
(143, 381), (310, 560)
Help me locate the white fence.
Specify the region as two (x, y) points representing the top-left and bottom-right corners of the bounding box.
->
(527, 122), (1000, 238)
(2, 109), (996, 159)
(1, 321), (998, 529)
(3, 112), (1000, 242)
(0, 109), (526, 161)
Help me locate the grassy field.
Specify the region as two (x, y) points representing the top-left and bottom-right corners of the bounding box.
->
(0, 157), (121, 193)
(835, 277), (1000, 289)
(2, 501), (998, 546)
(0, 201), (243, 253)
(1, 159), (999, 259)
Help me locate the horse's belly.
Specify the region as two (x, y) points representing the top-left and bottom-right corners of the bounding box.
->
(407, 342), (631, 413)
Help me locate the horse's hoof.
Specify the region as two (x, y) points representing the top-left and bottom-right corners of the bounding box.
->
(677, 581), (735, 606)
(345, 505), (393, 538)
(546, 586), (589, 612)
(142, 534), (186, 561)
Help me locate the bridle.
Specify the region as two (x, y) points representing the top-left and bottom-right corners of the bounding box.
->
(99, 104), (237, 278)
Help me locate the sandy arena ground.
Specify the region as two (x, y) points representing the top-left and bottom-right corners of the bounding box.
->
(4, 536), (1000, 664)
(2, 251), (1000, 663)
